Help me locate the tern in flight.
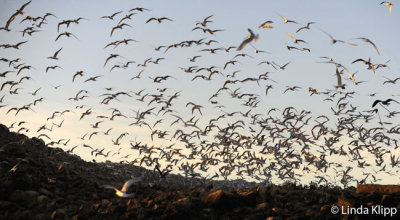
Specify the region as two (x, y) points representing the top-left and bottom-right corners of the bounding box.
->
(277, 13), (298, 24)
(318, 28), (357, 46)
(101, 177), (142, 197)
(100, 11), (123, 20)
(296, 22), (315, 33)
(196, 15), (213, 27)
(258, 20), (273, 29)
(47, 48), (63, 60)
(354, 37), (380, 55)
(334, 66), (345, 90)
(380, 1), (393, 15)
(372, 99), (400, 108)
(4, 1), (32, 31)
(237, 28), (259, 51)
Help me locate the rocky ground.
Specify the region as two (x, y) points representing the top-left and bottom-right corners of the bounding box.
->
(0, 123), (399, 220)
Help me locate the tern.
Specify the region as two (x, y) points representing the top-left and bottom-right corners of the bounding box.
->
(372, 99), (400, 108)
(237, 28), (259, 51)
(380, 1), (393, 15)
(4, 1), (32, 31)
(334, 66), (345, 90)
(354, 37), (380, 55)
(318, 28), (357, 46)
(258, 20), (273, 29)
(101, 177), (142, 197)
(277, 13), (298, 24)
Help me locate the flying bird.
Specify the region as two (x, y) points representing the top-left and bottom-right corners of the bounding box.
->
(4, 1), (32, 31)
(237, 28), (259, 51)
(110, 23), (132, 37)
(383, 77), (400, 85)
(354, 37), (380, 55)
(84, 75), (103, 83)
(352, 58), (375, 73)
(100, 11), (123, 20)
(46, 65), (63, 73)
(283, 86), (301, 93)
(129, 7), (151, 12)
(296, 22), (315, 33)
(258, 20), (273, 29)
(55, 32), (78, 41)
(100, 177), (141, 197)
(278, 13), (298, 24)
(286, 32), (307, 44)
(372, 99), (399, 108)
(146, 17), (173, 23)
(196, 15), (213, 27)
(47, 48), (63, 60)
(380, 1), (393, 15)
(72, 71), (84, 82)
(318, 28), (357, 46)
(334, 66), (346, 90)
(104, 54), (122, 67)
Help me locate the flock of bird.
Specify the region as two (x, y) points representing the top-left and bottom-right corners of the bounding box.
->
(1, 1), (400, 189)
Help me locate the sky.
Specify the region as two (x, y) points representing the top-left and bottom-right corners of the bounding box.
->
(0, 0), (399, 186)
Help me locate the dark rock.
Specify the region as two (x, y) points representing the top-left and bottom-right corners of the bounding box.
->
(37, 195), (49, 206)
(356, 184), (400, 195)
(202, 189), (223, 204)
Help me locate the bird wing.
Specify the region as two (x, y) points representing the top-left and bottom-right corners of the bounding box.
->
(110, 27), (118, 37)
(204, 15), (213, 21)
(237, 39), (250, 51)
(286, 32), (296, 41)
(278, 14), (287, 22)
(146, 18), (155, 23)
(72, 72), (81, 82)
(5, 12), (19, 30)
(343, 41), (357, 46)
(336, 68), (342, 85)
(372, 100), (381, 108)
(296, 27), (305, 33)
(100, 184), (116, 190)
(121, 178), (141, 192)
(318, 28), (334, 40)
(161, 17), (173, 21)
(19, 1), (32, 11)
(365, 39), (380, 55)
(54, 48), (62, 57)
(352, 58), (365, 64)
(55, 33), (64, 41)
(247, 28), (254, 38)
(237, 29), (254, 51)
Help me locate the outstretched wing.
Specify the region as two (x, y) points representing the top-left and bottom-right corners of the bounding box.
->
(237, 38), (251, 51)
(121, 178), (141, 192)
(372, 100), (380, 108)
(100, 184), (116, 190)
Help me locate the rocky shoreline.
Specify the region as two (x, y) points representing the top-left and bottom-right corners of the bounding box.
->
(0, 124), (399, 219)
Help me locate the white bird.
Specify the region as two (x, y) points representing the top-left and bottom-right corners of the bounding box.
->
(100, 177), (141, 197)
(334, 66), (345, 90)
(237, 28), (259, 51)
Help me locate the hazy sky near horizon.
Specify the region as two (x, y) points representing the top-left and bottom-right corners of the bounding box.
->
(1, 0), (400, 186)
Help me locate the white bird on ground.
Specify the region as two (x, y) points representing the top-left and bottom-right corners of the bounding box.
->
(100, 177), (142, 197)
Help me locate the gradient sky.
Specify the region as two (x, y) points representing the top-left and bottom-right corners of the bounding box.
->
(1, 0), (399, 186)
